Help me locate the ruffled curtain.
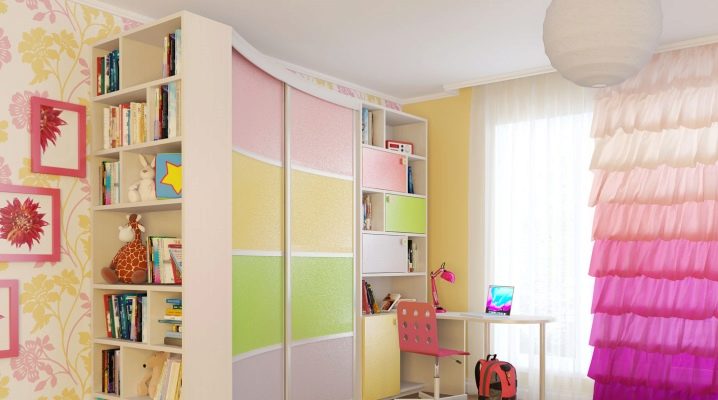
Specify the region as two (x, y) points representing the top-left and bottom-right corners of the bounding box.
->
(588, 43), (718, 399)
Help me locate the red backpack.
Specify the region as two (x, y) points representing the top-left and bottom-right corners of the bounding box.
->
(475, 354), (517, 400)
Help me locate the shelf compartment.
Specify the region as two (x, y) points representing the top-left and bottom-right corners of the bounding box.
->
(122, 17), (182, 87)
(92, 210), (181, 286)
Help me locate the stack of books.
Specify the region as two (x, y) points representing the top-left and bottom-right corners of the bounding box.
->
(96, 49), (120, 95)
(154, 355), (182, 400)
(103, 293), (147, 342)
(152, 82), (181, 141)
(163, 29), (182, 78)
(99, 160), (120, 205)
(102, 102), (148, 149)
(101, 348), (120, 395)
(147, 237), (183, 284)
(160, 298), (182, 347)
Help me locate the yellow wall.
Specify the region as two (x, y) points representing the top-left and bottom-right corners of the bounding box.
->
(403, 88), (472, 312)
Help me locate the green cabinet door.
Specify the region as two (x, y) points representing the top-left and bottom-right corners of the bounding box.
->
(385, 195), (426, 234)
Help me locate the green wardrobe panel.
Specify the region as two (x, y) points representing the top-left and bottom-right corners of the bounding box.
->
(233, 256), (284, 355)
(385, 195), (427, 234)
(291, 257), (353, 341)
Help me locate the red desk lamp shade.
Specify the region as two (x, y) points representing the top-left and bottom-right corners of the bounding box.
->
(431, 262), (455, 313)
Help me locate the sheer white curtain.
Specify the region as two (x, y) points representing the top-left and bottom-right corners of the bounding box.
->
(468, 73), (595, 399)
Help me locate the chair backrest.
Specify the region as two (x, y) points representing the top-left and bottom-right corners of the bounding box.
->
(397, 302), (440, 355)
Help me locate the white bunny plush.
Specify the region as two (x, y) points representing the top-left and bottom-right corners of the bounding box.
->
(128, 155), (157, 202)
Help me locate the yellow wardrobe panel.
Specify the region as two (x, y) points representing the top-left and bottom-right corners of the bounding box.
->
(363, 314), (400, 400)
(232, 151), (284, 251)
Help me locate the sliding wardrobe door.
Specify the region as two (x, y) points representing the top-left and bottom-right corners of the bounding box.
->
(288, 88), (355, 400)
(232, 51), (285, 400)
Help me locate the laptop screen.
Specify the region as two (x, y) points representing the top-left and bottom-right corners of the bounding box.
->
(485, 285), (514, 315)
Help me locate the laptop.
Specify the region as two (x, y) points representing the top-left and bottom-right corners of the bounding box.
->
(485, 285), (514, 316)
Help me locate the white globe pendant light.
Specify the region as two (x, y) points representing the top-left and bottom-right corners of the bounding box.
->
(543, 0), (662, 88)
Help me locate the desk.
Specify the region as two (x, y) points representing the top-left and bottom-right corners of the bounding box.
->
(436, 313), (555, 400)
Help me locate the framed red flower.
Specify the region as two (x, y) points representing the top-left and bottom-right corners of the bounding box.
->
(0, 184), (60, 262)
(0, 279), (19, 358)
(30, 97), (86, 178)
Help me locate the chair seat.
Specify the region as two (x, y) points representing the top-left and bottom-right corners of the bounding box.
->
(404, 347), (470, 358)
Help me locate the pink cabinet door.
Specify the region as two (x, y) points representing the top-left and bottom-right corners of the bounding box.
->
(362, 148), (406, 192)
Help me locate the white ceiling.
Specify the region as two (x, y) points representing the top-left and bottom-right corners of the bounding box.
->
(93, 0), (718, 101)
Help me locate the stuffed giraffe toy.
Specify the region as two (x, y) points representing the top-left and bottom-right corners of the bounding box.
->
(101, 213), (148, 284)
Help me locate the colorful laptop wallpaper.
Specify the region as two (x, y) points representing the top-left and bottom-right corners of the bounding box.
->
(485, 285), (514, 315)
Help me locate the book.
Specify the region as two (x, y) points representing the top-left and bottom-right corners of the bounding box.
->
(155, 153), (182, 199)
(101, 348), (120, 394)
(164, 337), (183, 347)
(168, 244), (183, 284)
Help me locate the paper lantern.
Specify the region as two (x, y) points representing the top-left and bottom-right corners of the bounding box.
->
(543, 0), (662, 88)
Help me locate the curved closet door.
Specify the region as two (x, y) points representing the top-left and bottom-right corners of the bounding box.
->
(288, 88), (355, 400)
(232, 51), (285, 400)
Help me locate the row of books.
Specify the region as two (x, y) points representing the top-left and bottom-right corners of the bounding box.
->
(102, 102), (147, 149)
(101, 348), (120, 395)
(163, 29), (182, 78)
(154, 355), (182, 400)
(103, 293), (147, 342)
(100, 82), (180, 150)
(361, 108), (375, 145)
(147, 237), (183, 284)
(96, 49), (120, 95)
(361, 280), (380, 314)
(154, 83), (181, 142)
(100, 161), (120, 205)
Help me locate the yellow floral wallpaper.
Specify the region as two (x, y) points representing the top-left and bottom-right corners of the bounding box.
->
(0, 1), (138, 398)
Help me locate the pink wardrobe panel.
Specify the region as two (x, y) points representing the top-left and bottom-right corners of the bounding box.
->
(290, 89), (353, 177)
(362, 147), (406, 192)
(232, 51), (284, 162)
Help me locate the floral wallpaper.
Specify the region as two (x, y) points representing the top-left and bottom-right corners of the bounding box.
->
(292, 70), (403, 110)
(0, 1), (138, 399)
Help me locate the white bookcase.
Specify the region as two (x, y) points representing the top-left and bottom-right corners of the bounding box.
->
(359, 104), (429, 399)
(89, 12), (232, 399)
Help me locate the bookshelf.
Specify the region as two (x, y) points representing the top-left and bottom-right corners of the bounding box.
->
(89, 12), (232, 400)
(359, 104), (428, 399)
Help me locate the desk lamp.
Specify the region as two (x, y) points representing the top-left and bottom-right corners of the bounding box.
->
(431, 262), (455, 313)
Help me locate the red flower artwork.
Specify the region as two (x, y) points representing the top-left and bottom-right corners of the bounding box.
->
(0, 197), (48, 250)
(38, 105), (66, 152)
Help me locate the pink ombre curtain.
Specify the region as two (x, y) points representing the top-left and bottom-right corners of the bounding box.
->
(588, 43), (718, 399)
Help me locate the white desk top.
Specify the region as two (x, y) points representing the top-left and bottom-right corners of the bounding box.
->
(437, 311), (554, 324)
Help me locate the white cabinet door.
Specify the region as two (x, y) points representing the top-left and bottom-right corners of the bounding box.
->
(362, 234), (408, 274)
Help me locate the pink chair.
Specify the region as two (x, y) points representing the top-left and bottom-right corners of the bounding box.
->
(397, 302), (469, 400)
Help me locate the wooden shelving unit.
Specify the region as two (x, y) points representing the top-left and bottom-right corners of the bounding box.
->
(89, 12), (232, 400)
(359, 103), (428, 399)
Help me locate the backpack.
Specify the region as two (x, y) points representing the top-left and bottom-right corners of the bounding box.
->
(475, 354), (517, 400)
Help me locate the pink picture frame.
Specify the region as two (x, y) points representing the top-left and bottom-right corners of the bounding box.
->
(0, 279), (19, 358)
(30, 97), (86, 178)
(0, 184), (60, 262)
